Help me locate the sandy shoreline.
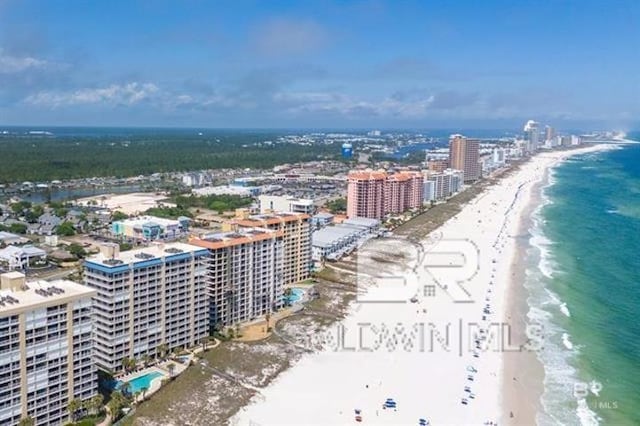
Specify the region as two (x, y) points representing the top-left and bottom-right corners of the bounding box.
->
(231, 144), (617, 426)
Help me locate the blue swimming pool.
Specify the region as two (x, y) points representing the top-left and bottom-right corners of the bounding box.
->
(284, 288), (304, 304)
(117, 371), (164, 394)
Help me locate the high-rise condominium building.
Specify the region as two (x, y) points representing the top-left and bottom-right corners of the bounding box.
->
(346, 171), (387, 219)
(545, 125), (555, 142)
(449, 134), (481, 183)
(226, 212), (311, 286)
(385, 171), (424, 214)
(346, 171), (424, 219)
(83, 242), (209, 373)
(524, 120), (540, 152)
(0, 272), (97, 426)
(189, 228), (284, 327)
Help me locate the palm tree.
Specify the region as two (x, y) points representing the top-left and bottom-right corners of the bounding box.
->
(67, 398), (82, 422)
(120, 381), (131, 398)
(18, 416), (34, 426)
(200, 336), (208, 351)
(140, 386), (148, 401)
(141, 354), (151, 368)
(121, 357), (131, 373)
(157, 343), (168, 359)
(166, 362), (176, 378)
(89, 394), (104, 415)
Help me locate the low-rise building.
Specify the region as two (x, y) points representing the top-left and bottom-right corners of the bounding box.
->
(111, 215), (190, 241)
(258, 195), (315, 214)
(311, 212), (335, 229)
(311, 218), (381, 262)
(0, 231), (29, 246)
(0, 272), (97, 426)
(0, 245), (47, 270)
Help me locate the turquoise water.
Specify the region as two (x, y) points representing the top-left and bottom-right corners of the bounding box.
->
(117, 371), (164, 394)
(528, 142), (640, 425)
(285, 288), (305, 304)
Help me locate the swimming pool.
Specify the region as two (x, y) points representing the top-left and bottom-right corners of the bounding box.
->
(117, 371), (164, 394)
(284, 288), (305, 304)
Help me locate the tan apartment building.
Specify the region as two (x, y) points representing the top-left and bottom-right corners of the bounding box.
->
(225, 212), (311, 286)
(0, 272), (97, 426)
(189, 228), (285, 328)
(449, 134), (481, 182)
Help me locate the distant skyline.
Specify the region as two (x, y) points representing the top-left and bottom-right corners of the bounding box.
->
(1, 0), (639, 130)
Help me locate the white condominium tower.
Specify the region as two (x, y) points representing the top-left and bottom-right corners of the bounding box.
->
(83, 242), (209, 373)
(0, 272), (97, 426)
(189, 228), (284, 328)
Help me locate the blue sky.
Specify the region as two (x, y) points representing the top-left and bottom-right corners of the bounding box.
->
(1, 0), (638, 129)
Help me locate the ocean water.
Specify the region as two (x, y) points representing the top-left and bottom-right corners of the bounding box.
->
(526, 142), (640, 425)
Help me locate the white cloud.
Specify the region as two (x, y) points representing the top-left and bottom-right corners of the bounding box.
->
(0, 48), (48, 73)
(25, 82), (159, 107)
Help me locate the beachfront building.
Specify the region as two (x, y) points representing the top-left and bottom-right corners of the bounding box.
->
(225, 212), (311, 286)
(449, 134), (481, 183)
(311, 218), (381, 262)
(189, 228), (284, 327)
(346, 170), (424, 219)
(83, 242), (209, 373)
(385, 171), (424, 215)
(0, 272), (97, 426)
(423, 169), (465, 202)
(0, 245), (47, 271)
(258, 195), (315, 214)
(523, 120), (540, 153)
(426, 159), (449, 173)
(111, 215), (190, 241)
(346, 171), (387, 219)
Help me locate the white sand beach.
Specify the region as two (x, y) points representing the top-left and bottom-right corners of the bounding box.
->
(232, 144), (615, 426)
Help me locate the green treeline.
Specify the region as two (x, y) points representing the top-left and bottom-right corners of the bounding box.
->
(0, 133), (341, 182)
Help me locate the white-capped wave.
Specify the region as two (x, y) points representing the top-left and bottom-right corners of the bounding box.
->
(560, 302), (571, 317)
(562, 333), (574, 350)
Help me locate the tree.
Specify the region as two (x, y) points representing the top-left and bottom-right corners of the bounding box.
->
(67, 398), (82, 422)
(157, 343), (168, 359)
(18, 416), (34, 426)
(107, 391), (127, 421)
(56, 221), (76, 236)
(111, 211), (128, 221)
(88, 394), (104, 415)
(68, 243), (87, 259)
(166, 362), (176, 378)
(325, 197), (347, 214)
(141, 354), (151, 367)
(120, 381), (131, 398)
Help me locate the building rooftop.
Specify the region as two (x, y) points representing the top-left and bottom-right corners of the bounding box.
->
(313, 212), (335, 219)
(114, 215), (189, 227)
(312, 225), (361, 248)
(190, 227), (283, 250)
(0, 274), (96, 315)
(230, 212), (310, 228)
(85, 242), (207, 268)
(342, 217), (381, 228)
(0, 245), (47, 258)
